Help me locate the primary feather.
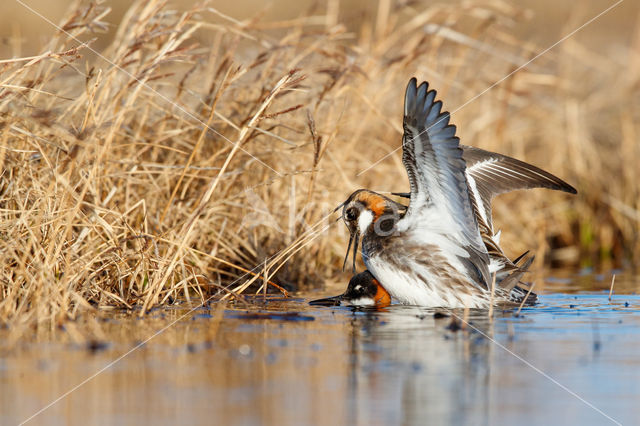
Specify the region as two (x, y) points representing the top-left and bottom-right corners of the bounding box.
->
(398, 78), (490, 289)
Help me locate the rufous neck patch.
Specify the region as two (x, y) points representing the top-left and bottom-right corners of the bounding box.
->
(357, 192), (387, 220)
(373, 279), (391, 307)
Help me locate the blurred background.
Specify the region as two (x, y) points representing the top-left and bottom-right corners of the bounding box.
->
(2, 0), (636, 54)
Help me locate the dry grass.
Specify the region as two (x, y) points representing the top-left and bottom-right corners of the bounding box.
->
(0, 0), (638, 328)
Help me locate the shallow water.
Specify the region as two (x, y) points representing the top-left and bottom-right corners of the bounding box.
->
(1, 273), (639, 425)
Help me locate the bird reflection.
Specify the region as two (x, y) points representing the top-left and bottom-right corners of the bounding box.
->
(340, 306), (498, 424)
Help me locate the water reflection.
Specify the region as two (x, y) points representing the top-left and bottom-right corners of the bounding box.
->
(344, 307), (495, 425)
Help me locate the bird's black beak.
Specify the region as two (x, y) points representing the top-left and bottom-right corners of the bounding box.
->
(342, 232), (354, 272)
(309, 294), (343, 306)
(342, 230), (359, 274)
(351, 233), (359, 274)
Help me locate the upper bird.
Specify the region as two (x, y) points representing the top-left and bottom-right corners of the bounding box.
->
(336, 78), (576, 308)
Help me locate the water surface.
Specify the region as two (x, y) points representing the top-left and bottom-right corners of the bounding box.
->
(1, 273), (639, 425)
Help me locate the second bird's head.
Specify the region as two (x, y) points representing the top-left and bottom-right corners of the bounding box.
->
(309, 270), (392, 308)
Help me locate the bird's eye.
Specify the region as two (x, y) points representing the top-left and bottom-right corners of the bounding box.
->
(345, 207), (357, 221)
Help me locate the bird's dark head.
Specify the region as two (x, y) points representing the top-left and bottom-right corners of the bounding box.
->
(338, 189), (386, 235)
(336, 189), (402, 273)
(309, 270), (391, 308)
(341, 270), (391, 306)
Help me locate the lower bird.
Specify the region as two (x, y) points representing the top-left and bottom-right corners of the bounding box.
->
(310, 270), (393, 307)
(320, 78), (576, 308)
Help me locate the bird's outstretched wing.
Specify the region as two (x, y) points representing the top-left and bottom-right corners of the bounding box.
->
(399, 78), (489, 287)
(393, 144), (576, 266)
(462, 145), (577, 231)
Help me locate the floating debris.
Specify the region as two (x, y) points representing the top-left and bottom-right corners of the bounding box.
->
(86, 340), (109, 354)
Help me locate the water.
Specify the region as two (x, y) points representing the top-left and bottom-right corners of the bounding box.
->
(1, 273), (639, 425)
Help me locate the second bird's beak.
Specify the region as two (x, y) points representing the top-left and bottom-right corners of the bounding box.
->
(309, 294), (343, 306)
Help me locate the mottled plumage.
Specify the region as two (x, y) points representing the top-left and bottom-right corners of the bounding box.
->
(333, 78), (576, 308)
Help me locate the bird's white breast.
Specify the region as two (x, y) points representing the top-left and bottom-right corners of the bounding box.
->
(364, 252), (489, 308)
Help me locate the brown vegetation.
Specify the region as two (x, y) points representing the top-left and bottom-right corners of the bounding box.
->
(0, 0), (638, 327)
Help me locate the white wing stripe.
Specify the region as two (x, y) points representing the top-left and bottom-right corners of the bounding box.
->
(467, 174), (489, 230)
(469, 155), (568, 184)
(490, 163), (549, 180)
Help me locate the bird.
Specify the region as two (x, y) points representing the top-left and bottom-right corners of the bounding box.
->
(312, 144), (569, 307)
(309, 266), (538, 308)
(309, 270), (392, 308)
(332, 78), (576, 308)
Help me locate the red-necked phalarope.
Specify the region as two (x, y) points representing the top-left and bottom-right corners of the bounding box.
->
(332, 78), (576, 308)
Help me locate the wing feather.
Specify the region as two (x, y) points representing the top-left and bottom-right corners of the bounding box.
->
(462, 145), (577, 228)
(399, 78), (490, 288)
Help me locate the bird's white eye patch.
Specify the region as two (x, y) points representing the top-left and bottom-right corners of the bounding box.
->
(358, 210), (374, 234)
